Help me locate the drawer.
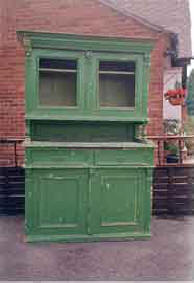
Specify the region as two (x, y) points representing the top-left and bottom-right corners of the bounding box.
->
(26, 148), (93, 166)
(95, 148), (153, 166)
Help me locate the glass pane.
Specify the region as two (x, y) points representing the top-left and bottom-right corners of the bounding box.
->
(40, 58), (76, 70)
(99, 61), (135, 72)
(99, 61), (135, 108)
(39, 58), (77, 106)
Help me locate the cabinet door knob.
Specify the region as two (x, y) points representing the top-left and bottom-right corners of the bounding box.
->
(106, 183), (110, 190)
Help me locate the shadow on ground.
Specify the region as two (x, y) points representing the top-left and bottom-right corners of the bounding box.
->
(0, 216), (193, 280)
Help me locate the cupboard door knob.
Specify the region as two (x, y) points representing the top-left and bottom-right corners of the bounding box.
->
(106, 183), (110, 190)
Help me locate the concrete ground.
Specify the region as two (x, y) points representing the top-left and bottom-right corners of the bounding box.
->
(0, 216), (193, 281)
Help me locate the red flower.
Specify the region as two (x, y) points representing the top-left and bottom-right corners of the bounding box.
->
(164, 88), (186, 105)
(165, 88), (186, 100)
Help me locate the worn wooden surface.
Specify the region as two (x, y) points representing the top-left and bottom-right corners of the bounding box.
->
(31, 121), (135, 142)
(25, 145), (153, 242)
(20, 32), (154, 242)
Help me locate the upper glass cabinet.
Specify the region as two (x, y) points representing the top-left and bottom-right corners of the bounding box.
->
(21, 32), (153, 122)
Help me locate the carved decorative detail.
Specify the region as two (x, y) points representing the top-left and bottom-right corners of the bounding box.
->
(23, 37), (32, 56)
(85, 50), (92, 59)
(136, 124), (147, 140)
(144, 53), (151, 67)
(25, 136), (31, 145)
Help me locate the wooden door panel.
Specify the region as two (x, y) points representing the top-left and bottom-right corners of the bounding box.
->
(90, 168), (147, 234)
(26, 169), (88, 235)
(99, 175), (138, 225)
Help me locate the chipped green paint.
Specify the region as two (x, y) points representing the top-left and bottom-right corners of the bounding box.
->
(30, 121), (135, 142)
(25, 167), (152, 242)
(20, 31), (154, 242)
(25, 154), (153, 242)
(25, 144), (154, 242)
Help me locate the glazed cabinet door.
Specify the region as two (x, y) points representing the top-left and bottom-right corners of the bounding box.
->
(89, 53), (146, 121)
(26, 49), (86, 118)
(89, 168), (149, 236)
(26, 169), (88, 238)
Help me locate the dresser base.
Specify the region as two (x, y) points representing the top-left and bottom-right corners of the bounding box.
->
(25, 232), (151, 243)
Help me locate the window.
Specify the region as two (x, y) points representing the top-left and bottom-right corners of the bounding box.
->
(98, 61), (135, 108)
(39, 58), (77, 107)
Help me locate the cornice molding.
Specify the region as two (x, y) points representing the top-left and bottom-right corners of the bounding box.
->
(17, 31), (155, 54)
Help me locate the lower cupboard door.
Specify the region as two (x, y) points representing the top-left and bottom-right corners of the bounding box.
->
(89, 168), (149, 235)
(26, 169), (88, 236)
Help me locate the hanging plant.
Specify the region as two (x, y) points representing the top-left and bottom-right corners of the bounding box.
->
(164, 88), (186, 106)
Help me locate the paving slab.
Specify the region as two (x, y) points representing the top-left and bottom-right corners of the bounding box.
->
(0, 216), (193, 280)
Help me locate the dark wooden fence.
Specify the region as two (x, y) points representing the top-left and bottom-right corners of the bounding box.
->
(0, 165), (193, 216)
(153, 165), (194, 215)
(0, 167), (25, 215)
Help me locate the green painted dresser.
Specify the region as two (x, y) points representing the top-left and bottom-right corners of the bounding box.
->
(18, 31), (154, 242)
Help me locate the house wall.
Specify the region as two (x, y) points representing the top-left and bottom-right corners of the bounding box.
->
(0, 0), (170, 166)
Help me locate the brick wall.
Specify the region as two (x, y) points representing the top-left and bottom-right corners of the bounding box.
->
(0, 0), (170, 166)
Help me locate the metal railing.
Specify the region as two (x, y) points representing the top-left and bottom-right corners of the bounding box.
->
(147, 135), (194, 166)
(0, 136), (193, 167)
